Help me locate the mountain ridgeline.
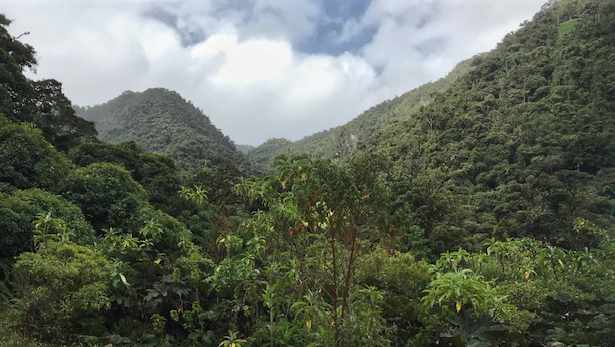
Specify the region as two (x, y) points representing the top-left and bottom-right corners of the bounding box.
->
(246, 57), (474, 171)
(368, 0), (615, 249)
(249, 0), (615, 250)
(1, 1), (615, 346)
(76, 88), (245, 172)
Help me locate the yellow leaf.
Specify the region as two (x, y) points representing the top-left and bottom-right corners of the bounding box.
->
(523, 271), (530, 280)
(306, 319), (312, 331)
(455, 301), (462, 313)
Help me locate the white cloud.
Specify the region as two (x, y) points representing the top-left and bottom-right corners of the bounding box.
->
(3, 0), (546, 145)
(207, 36), (294, 87)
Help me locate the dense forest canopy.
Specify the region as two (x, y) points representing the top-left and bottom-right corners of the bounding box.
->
(1, 1), (615, 346)
(75, 88), (248, 173)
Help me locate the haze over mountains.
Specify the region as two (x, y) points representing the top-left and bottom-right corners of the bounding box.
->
(1, 1), (615, 346)
(4, 0), (547, 145)
(244, 57), (475, 171)
(73, 56), (474, 173)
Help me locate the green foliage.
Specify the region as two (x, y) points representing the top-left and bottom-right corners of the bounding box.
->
(369, 0), (615, 250)
(247, 59), (474, 172)
(0, 14), (36, 121)
(62, 162), (148, 232)
(429, 238), (615, 345)
(343, 287), (391, 347)
(355, 250), (432, 343)
(12, 240), (113, 341)
(218, 330), (247, 347)
(423, 270), (496, 318)
(0, 312), (86, 347)
(68, 141), (183, 213)
(179, 185), (208, 207)
(2, 1), (615, 346)
(95, 203), (212, 344)
(0, 189), (94, 260)
(244, 138), (293, 172)
(233, 155), (395, 346)
(559, 19), (579, 36)
(75, 88), (247, 173)
(190, 159), (244, 206)
(0, 16), (96, 150)
(0, 115), (72, 192)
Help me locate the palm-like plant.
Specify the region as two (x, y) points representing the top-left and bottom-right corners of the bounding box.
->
(422, 269), (495, 316)
(218, 330), (247, 347)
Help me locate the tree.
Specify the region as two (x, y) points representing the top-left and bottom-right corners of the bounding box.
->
(69, 141), (183, 214)
(0, 189), (94, 260)
(13, 239), (113, 341)
(0, 15), (95, 150)
(62, 163), (148, 232)
(236, 154), (393, 346)
(0, 115), (72, 192)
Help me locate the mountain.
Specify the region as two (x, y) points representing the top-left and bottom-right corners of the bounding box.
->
(247, 0), (615, 250)
(367, 0), (615, 250)
(245, 138), (293, 170)
(246, 57), (473, 171)
(76, 88), (245, 172)
(2, 2), (615, 346)
(235, 144), (255, 154)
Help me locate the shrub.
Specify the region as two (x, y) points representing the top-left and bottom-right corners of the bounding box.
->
(13, 241), (113, 341)
(0, 115), (72, 192)
(62, 163), (148, 232)
(0, 189), (94, 259)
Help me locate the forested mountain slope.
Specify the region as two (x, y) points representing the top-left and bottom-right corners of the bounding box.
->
(1, 1), (615, 346)
(246, 57), (473, 171)
(76, 89), (245, 172)
(244, 137), (293, 171)
(235, 144), (255, 154)
(365, 0), (615, 251)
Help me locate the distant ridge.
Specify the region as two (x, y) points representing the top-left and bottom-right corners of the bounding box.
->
(246, 57), (474, 171)
(76, 88), (246, 172)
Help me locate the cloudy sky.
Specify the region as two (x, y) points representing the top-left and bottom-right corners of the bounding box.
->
(5, 0), (546, 145)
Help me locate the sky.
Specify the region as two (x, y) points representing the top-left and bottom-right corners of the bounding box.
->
(4, 0), (546, 145)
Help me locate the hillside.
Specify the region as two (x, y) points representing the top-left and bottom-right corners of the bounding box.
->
(76, 88), (245, 172)
(2, 2), (615, 346)
(246, 57), (473, 171)
(368, 0), (615, 249)
(245, 137), (293, 170)
(248, 0), (615, 250)
(235, 144), (255, 154)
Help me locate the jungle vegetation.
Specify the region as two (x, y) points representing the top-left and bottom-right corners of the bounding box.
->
(1, 1), (615, 346)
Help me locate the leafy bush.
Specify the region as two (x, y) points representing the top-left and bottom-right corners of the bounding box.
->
(62, 163), (148, 232)
(69, 141), (183, 213)
(0, 189), (94, 259)
(12, 241), (113, 341)
(0, 115), (72, 192)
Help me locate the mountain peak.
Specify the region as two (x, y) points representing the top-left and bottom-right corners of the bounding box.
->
(77, 89), (244, 172)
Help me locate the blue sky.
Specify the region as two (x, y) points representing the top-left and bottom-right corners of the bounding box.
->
(146, 0), (375, 53)
(5, 0), (546, 145)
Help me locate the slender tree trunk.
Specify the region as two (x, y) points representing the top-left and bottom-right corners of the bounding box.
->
(341, 230), (357, 321)
(330, 233), (340, 347)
